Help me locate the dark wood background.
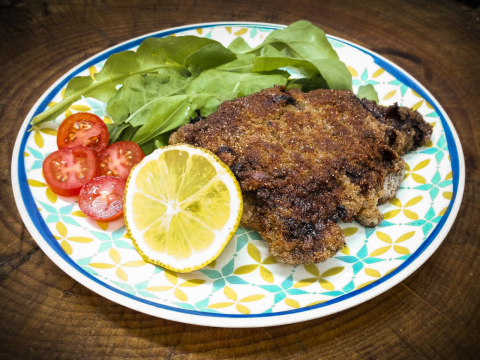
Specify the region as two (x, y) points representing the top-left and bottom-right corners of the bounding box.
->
(1, 0), (479, 359)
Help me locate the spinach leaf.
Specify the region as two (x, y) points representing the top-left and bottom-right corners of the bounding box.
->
(253, 53), (351, 90)
(131, 93), (237, 144)
(287, 75), (328, 92)
(309, 58), (352, 91)
(31, 52), (178, 126)
(113, 68), (288, 144)
(31, 36), (236, 126)
(357, 84), (379, 103)
(139, 132), (171, 155)
(108, 122), (140, 143)
(253, 54), (317, 74)
(215, 54), (257, 73)
(186, 69), (288, 97)
(248, 20), (339, 61)
(252, 43), (315, 75)
(30, 20), (356, 148)
(107, 123), (131, 144)
(108, 69), (287, 147)
(244, 21), (352, 90)
(227, 37), (255, 54)
(106, 69), (192, 124)
(184, 43), (236, 70)
(135, 36), (235, 69)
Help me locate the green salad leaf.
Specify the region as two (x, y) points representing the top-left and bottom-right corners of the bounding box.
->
(250, 20), (339, 61)
(357, 84), (379, 103)
(30, 36), (235, 126)
(246, 21), (352, 90)
(131, 93), (237, 145)
(31, 20), (362, 155)
(287, 75), (328, 92)
(106, 69), (193, 124)
(107, 68), (288, 148)
(227, 37), (255, 54)
(309, 58), (353, 90)
(184, 43), (236, 70)
(135, 37), (235, 69)
(186, 69), (288, 96)
(215, 54), (257, 73)
(107, 123), (133, 143)
(139, 132), (171, 155)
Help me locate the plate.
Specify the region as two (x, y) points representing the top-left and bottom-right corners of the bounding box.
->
(12, 22), (465, 327)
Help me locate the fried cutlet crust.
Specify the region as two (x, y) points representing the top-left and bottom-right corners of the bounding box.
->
(169, 86), (432, 265)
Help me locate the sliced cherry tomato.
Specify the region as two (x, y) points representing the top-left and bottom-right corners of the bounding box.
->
(43, 146), (97, 196)
(79, 176), (126, 221)
(97, 141), (145, 181)
(57, 113), (109, 155)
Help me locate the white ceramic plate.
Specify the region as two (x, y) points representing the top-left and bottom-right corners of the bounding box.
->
(12, 22), (464, 328)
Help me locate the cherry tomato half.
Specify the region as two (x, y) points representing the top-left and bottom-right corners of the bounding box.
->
(57, 113), (109, 155)
(79, 176), (126, 222)
(43, 146), (97, 196)
(97, 141), (145, 181)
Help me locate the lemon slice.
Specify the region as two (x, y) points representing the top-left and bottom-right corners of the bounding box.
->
(124, 144), (243, 273)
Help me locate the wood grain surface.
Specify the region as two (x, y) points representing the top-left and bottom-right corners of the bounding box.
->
(1, 0), (479, 359)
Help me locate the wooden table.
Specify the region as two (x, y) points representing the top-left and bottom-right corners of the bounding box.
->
(1, 0), (479, 358)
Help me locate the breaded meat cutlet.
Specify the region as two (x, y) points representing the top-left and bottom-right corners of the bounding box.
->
(169, 86), (432, 265)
